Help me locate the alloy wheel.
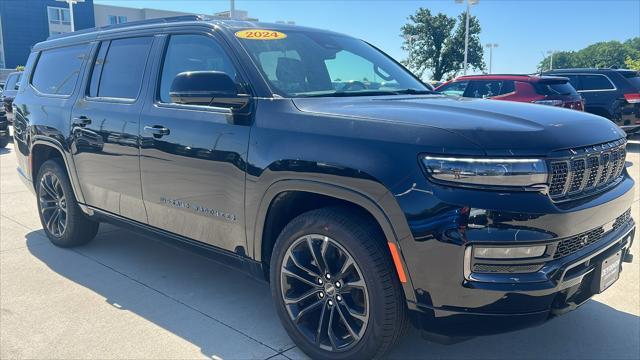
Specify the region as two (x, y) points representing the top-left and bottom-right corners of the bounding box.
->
(38, 172), (67, 237)
(280, 234), (369, 352)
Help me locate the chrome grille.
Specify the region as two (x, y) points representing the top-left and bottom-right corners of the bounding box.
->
(547, 140), (626, 201)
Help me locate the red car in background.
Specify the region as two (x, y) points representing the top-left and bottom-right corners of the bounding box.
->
(435, 74), (584, 111)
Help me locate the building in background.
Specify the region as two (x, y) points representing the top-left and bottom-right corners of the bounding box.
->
(94, 5), (258, 28)
(93, 4), (199, 27)
(213, 10), (258, 21)
(0, 1), (260, 70)
(0, 0), (95, 69)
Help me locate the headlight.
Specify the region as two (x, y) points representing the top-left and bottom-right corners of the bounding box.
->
(422, 156), (547, 189)
(474, 245), (546, 259)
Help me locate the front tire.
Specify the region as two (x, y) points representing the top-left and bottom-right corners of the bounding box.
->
(270, 207), (407, 359)
(36, 159), (99, 247)
(0, 136), (8, 148)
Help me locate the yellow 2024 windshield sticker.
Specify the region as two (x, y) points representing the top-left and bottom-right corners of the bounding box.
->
(235, 29), (287, 40)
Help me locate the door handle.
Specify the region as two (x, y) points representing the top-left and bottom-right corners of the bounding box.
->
(72, 116), (91, 127)
(144, 125), (170, 137)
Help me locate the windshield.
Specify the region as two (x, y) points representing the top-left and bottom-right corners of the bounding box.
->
(236, 29), (429, 97)
(5, 73), (21, 91)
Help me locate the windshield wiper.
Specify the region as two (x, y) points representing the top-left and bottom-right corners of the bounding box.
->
(298, 89), (435, 98)
(299, 90), (403, 98)
(394, 88), (435, 95)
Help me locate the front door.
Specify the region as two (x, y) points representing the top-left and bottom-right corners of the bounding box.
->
(139, 33), (251, 253)
(71, 37), (154, 223)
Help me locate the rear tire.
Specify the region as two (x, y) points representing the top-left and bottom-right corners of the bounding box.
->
(270, 207), (407, 360)
(0, 136), (8, 148)
(36, 158), (99, 247)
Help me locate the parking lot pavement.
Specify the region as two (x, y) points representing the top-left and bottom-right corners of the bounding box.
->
(1, 142), (638, 360)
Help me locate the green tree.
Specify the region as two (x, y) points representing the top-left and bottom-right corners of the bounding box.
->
(625, 57), (640, 71)
(538, 38), (640, 71)
(15, 65), (25, 71)
(401, 8), (485, 81)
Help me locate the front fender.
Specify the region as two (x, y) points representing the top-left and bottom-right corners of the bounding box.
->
(248, 175), (417, 303)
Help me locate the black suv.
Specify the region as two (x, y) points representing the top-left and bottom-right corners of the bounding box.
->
(0, 107), (9, 148)
(13, 17), (635, 359)
(1, 71), (22, 125)
(543, 68), (640, 134)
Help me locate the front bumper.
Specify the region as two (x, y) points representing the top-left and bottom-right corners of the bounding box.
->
(393, 164), (635, 338)
(407, 222), (634, 337)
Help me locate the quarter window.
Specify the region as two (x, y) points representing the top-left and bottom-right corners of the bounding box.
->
(89, 37), (153, 100)
(32, 44), (88, 96)
(159, 34), (238, 104)
(580, 75), (615, 91)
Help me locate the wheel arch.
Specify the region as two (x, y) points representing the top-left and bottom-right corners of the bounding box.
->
(30, 137), (86, 206)
(253, 179), (416, 302)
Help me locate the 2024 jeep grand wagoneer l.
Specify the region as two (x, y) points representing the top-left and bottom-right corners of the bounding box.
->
(12, 16), (635, 359)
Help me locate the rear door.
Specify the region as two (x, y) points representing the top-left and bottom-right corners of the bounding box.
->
(577, 74), (617, 116)
(70, 36), (154, 222)
(138, 32), (251, 252)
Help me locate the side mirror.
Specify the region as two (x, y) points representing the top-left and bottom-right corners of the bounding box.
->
(169, 71), (248, 109)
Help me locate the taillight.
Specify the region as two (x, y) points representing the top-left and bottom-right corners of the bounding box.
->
(623, 93), (640, 103)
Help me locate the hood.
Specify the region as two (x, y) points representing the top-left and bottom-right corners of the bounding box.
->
(293, 95), (625, 156)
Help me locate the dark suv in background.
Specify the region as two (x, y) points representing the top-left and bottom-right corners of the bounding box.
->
(0, 106), (9, 148)
(435, 74), (584, 111)
(12, 17), (635, 359)
(1, 71), (22, 125)
(543, 68), (640, 134)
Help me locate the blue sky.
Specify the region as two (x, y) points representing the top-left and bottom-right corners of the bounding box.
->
(94, 0), (640, 77)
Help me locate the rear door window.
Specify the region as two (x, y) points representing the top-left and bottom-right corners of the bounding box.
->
(31, 43), (88, 95)
(579, 74), (615, 91)
(437, 81), (468, 96)
(465, 80), (508, 98)
(89, 37), (153, 100)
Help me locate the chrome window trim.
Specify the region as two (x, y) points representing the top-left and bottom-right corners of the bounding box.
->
(554, 73), (618, 92)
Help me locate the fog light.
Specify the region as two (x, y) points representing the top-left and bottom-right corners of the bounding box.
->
(474, 245), (546, 259)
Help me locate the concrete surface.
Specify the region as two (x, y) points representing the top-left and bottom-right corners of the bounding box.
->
(0, 141), (638, 360)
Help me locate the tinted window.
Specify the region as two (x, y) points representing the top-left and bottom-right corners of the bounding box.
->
(535, 81), (578, 95)
(92, 37), (153, 99)
(32, 44), (88, 95)
(620, 70), (640, 90)
(437, 81), (468, 96)
(580, 74), (614, 91)
(159, 34), (237, 104)
(499, 80), (515, 95)
(466, 80), (512, 98)
(4, 73), (20, 91)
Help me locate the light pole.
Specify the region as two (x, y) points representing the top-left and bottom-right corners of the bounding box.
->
(455, 0), (479, 75)
(547, 50), (555, 70)
(56, 0), (84, 32)
(230, 0), (236, 19)
(485, 43), (498, 73)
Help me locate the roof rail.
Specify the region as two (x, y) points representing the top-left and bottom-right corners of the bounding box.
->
(99, 14), (210, 31)
(47, 15), (210, 40)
